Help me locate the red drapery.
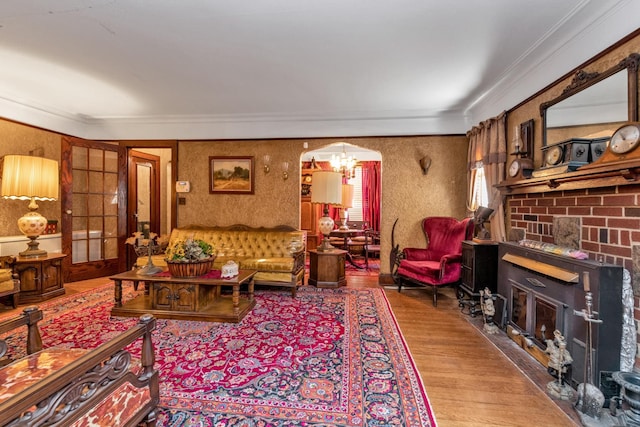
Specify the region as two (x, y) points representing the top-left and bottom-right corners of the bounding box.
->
(361, 161), (381, 231)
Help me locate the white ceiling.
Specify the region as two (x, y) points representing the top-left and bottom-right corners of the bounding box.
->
(0, 0), (638, 141)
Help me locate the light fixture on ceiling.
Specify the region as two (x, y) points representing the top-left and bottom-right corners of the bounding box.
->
(311, 171), (342, 252)
(1, 155), (59, 257)
(330, 144), (357, 178)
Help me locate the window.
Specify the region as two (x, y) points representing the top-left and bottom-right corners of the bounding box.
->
(469, 164), (489, 211)
(347, 166), (363, 221)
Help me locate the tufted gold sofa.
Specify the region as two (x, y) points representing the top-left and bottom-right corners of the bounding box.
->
(137, 224), (307, 297)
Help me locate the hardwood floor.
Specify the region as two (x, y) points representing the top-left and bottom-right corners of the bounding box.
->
(1, 273), (578, 426)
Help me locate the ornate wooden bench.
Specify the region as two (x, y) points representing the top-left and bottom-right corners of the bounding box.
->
(0, 308), (159, 426)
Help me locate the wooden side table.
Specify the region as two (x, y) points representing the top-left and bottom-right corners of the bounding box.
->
(14, 253), (67, 303)
(308, 249), (346, 288)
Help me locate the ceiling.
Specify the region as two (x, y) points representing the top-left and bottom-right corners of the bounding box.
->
(0, 0), (638, 141)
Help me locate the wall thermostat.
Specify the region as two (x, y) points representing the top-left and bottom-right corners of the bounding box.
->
(175, 181), (191, 193)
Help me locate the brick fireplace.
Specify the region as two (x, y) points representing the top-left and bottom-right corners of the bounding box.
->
(502, 178), (640, 369)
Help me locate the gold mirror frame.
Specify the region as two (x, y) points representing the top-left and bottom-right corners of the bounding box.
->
(540, 53), (639, 147)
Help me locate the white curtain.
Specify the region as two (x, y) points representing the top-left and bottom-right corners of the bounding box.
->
(466, 112), (507, 242)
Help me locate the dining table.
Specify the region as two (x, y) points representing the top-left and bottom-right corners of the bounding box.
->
(329, 228), (366, 269)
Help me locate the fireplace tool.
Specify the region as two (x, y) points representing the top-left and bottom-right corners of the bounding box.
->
(574, 271), (605, 420)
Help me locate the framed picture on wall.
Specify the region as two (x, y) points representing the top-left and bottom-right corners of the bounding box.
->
(209, 156), (255, 194)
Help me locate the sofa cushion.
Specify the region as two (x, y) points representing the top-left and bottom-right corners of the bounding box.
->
(0, 268), (13, 287)
(0, 348), (88, 401)
(0, 279), (14, 293)
(69, 381), (152, 427)
(240, 257), (294, 272)
(254, 271), (297, 284)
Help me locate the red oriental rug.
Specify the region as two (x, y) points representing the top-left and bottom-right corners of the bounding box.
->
(2, 283), (436, 427)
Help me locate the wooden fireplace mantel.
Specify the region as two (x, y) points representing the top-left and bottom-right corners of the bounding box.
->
(497, 158), (640, 195)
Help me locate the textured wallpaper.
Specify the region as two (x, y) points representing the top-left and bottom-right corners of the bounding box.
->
(177, 136), (470, 274)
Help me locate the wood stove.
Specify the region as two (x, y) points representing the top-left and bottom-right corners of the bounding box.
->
(497, 242), (623, 393)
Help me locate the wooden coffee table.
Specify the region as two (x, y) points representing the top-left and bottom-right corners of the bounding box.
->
(109, 269), (256, 323)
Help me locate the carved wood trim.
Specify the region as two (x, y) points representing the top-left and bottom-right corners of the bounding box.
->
(497, 159), (640, 194)
(540, 53), (640, 146)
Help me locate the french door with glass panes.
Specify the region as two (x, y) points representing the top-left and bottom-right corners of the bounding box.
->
(61, 137), (126, 282)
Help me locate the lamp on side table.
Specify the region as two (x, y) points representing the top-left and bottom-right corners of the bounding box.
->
(1, 155), (59, 257)
(311, 171), (342, 252)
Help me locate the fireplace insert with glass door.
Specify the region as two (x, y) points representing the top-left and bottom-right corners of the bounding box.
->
(498, 242), (622, 392)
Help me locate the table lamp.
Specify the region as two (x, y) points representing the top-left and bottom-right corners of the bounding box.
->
(1, 155), (59, 257)
(338, 183), (354, 230)
(311, 171), (342, 251)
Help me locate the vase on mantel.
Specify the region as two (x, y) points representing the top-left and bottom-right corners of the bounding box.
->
(166, 257), (215, 278)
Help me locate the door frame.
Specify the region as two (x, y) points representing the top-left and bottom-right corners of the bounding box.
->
(128, 150), (161, 238)
(120, 141), (179, 268)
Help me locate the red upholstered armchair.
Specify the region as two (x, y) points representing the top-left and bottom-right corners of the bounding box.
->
(396, 216), (474, 306)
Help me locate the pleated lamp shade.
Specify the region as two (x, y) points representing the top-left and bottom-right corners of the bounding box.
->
(1, 155), (59, 256)
(311, 171), (342, 205)
(1, 155), (59, 202)
(311, 171), (343, 251)
(340, 184), (354, 209)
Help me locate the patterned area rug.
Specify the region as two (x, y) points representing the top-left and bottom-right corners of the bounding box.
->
(2, 283), (435, 427)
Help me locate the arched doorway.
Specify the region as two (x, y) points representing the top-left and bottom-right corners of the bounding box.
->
(300, 143), (381, 253)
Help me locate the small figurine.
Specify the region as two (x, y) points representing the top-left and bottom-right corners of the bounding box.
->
(545, 329), (575, 400)
(480, 287), (498, 334)
(221, 260), (239, 279)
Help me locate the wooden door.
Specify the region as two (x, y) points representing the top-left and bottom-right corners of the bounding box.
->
(127, 151), (161, 239)
(61, 137), (126, 282)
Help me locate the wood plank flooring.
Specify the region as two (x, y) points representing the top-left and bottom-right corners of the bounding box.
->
(1, 273), (578, 426)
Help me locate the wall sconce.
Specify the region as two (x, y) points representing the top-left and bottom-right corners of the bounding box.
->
(282, 161), (289, 180)
(263, 155), (271, 173)
(419, 155), (432, 175)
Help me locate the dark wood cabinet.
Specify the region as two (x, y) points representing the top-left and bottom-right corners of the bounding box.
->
(461, 240), (499, 294)
(308, 249), (346, 288)
(458, 241), (498, 316)
(300, 198), (320, 251)
(14, 253), (66, 303)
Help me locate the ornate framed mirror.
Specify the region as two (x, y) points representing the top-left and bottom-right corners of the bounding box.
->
(540, 53), (639, 147)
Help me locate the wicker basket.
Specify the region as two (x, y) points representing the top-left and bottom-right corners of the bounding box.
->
(166, 257), (215, 278)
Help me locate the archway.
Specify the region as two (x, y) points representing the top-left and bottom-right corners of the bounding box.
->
(300, 143), (382, 254)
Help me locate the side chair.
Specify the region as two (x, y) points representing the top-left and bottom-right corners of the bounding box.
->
(364, 229), (381, 269)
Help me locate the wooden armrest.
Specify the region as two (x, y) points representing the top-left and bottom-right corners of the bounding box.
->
(0, 307), (43, 359)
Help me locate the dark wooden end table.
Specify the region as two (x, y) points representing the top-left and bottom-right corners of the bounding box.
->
(308, 249), (347, 288)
